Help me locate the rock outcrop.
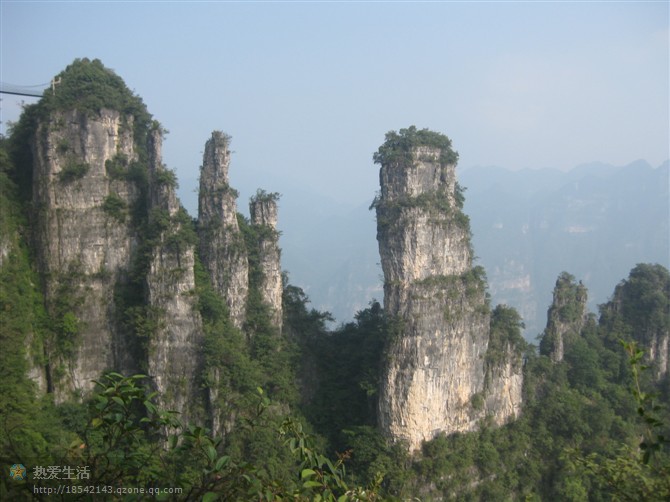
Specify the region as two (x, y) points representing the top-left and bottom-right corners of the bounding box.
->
(27, 60), (206, 421)
(373, 127), (524, 451)
(599, 263), (670, 380)
(145, 129), (204, 423)
(250, 190), (283, 331)
(539, 272), (588, 362)
(198, 131), (249, 329)
(32, 108), (140, 401)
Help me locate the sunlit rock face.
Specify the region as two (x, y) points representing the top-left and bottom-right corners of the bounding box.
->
(198, 131), (249, 329)
(32, 108), (204, 421)
(32, 109), (140, 401)
(250, 192), (283, 331)
(374, 130), (523, 451)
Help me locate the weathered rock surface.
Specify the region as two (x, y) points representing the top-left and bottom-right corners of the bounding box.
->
(32, 109), (139, 401)
(539, 272), (588, 362)
(145, 129), (204, 423)
(250, 191), (283, 330)
(198, 131), (249, 329)
(374, 131), (523, 451)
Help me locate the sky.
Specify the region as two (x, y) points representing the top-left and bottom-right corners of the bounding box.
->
(1, 1), (668, 213)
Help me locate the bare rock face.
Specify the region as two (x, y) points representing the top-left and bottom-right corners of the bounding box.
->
(374, 127), (523, 451)
(539, 272), (588, 363)
(250, 191), (283, 331)
(198, 131), (249, 329)
(145, 130), (203, 423)
(32, 109), (139, 401)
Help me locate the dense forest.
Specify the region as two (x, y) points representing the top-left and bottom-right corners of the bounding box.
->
(1, 59), (669, 501)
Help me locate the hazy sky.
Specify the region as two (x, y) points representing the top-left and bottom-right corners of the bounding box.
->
(1, 0), (668, 212)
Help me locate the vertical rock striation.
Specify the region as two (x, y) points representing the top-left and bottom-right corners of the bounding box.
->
(32, 108), (139, 401)
(539, 272), (588, 362)
(250, 190), (283, 331)
(373, 127), (523, 451)
(198, 131), (249, 329)
(145, 129), (203, 423)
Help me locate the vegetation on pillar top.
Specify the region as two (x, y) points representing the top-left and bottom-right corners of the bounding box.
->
(37, 58), (151, 126)
(210, 130), (232, 148)
(250, 188), (281, 205)
(373, 125), (459, 167)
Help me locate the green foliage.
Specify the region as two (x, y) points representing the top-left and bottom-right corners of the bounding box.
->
(50, 263), (87, 361)
(104, 153), (129, 179)
(373, 126), (459, 167)
(600, 264), (670, 353)
(539, 271), (588, 357)
(251, 188), (281, 204)
(302, 302), (386, 448)
(154, 167), (178, 189)
(0, 141), (76, 500)
(567, 341), (670, 501)
(454, 181), (466, 210)
(373, 191), (471, 235)
(486, 304), (527, 365)
(5, 102), (40, 203)
(101, 192), (127, 222)
(212, 129), (231, 144)
(57, 160), (90, 183)
(56, 138), (70, 155)
(38, 58), (152, 135)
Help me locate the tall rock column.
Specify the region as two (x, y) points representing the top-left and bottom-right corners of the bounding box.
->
(198, 131), (249, 329)
(539, 272), (588, 362)
(32, 108), (139, 401)
(373, 127), (522, 451)
(250, 190), (283, 331)
(145, 129), (203, 424)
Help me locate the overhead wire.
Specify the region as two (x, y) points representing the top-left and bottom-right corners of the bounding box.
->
(0, 82), (49, 97)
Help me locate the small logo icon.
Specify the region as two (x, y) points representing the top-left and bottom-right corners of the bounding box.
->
(10, 464), (27, 481)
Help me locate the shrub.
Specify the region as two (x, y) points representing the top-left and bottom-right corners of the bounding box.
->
(57, 161), (90, 183)
(373, 126), (459, 167)
(102, 193), (127, 222)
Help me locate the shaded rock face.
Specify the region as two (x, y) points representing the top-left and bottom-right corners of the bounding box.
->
(145, 130), (204, 423)
(250, 193), (283, 330)
(32, 109), (139, 401)
(539, 272), (588, 363)
(375, 140), (523, 451)
(198, 131), (249, 329)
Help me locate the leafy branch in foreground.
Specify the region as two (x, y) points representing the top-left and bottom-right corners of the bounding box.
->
(8, 374), (384, 501)
(566, 341), (670, 501)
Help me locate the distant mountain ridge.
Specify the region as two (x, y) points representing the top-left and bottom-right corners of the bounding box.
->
(242, 160), (668, 338)
(462, 159), (669, 338)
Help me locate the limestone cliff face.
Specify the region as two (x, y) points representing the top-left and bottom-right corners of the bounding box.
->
(374, 129), (523, 451)
(250, 191), (283, 330)
(145, 130), (204, 423)
(32, 109), (139, 401)
(198, 131), (249, 329)
(539, 272), (588, 363)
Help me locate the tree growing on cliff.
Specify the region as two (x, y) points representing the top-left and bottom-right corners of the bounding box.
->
(373, 126), (459, 167)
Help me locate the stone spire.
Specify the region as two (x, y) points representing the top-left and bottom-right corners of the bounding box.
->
(32, 107), (140, 401)
(198, 131), (249, 329)
(145, 128), (204, 425)
(539, 272), (588, 363)
(373, 127), (523, 451)
(250, 190), (283, 331)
